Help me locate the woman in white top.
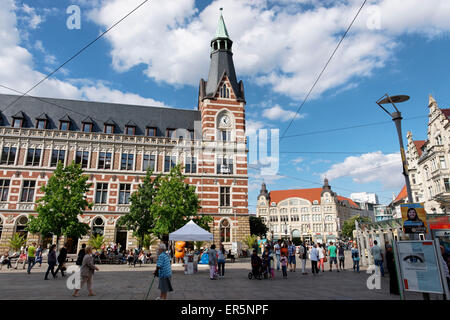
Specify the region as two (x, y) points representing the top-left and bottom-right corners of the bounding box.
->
(318, 244), (325, 272)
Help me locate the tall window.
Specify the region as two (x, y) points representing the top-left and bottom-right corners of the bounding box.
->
(444, 178), (450, 192)
(220, 219), (231, 242)
(75, 151), (89, 168)
(185, 156), (197, 174)
(301, 214), (310, 222)
(219, 84), (229, 98)
(95, 183), (108, 204)
(436, 135), (443, 145)
(21, 181), (35, 202)
(325, 224), (333, 232)
(121, 153), (134, 171)
(440, 156), (446, 169)
(98, 152), (112, 170)
(26, 148), (42, 166)
(220, 186), (230, 207)
(217, 157), (233, 174)
(1, 147), (16, 165)
(280, 215), (289, 222)
(50, 150), (66, 167)
(313, 224), (322, 232)
(118, 184), (131, 204)
(0, 180), (10, 201)
(312, 214), (322, 222)
(164, 155), (176, 172)
(301, 224), (309, 233)
(291, 215), (299, 222)
(269, 216), (278, 222)
(143, 154), (156, 171)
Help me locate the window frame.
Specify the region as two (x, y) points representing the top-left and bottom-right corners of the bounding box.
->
(0, 179), (10, 202)
(26, 148), (42, 166)
(21, 180), (36, 203)
(50, 149), (66, 167)
(0, 147), (17, 165)
(95, 183), (108, 204)
(220, 186), (231, 207)
(118, 183), (131, 204)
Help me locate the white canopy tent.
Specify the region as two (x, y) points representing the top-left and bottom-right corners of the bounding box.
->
(169, 220), (213, 242)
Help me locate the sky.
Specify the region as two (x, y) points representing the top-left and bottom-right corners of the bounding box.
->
(1, 0), (450, 213)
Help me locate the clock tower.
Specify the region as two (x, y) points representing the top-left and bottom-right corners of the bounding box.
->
(198, 9), (249, 247)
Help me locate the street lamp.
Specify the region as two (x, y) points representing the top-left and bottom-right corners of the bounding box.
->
(375, 94), (413, 203)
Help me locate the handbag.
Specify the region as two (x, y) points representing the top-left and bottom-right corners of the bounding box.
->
(323, 256), (328, 263)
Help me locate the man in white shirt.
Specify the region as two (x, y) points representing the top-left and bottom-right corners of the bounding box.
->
(274, 240), (281, 271)
(310, 244), (320, 275)
(370, 240), (384, 276)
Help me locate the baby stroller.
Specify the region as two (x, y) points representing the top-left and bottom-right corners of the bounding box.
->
(248, 254), (262, 280)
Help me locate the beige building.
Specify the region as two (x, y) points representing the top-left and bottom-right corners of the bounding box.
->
(405, 95), (450, 214)
(256, 180), (372, 243)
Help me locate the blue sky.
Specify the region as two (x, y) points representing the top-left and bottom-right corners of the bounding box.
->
(2, 0), (450, 213)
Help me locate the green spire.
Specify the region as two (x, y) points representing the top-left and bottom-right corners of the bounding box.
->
(215, 8), (230, 39)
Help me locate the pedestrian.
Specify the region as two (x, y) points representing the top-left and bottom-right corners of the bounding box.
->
(310, 244), (320, 275)
(154, 243), (173, 300)
(0, 252), (12, 270)
(274, 240), (281, 271)
(73, 246), (99, 297)
(280, 252), (288, 278)
(351, 243), (360, 273)
(35, 245), (43, 267)
(217, 244), (226, 278)
(26, 242), (37, 274)
(76, 243), (86, 266)
(44, 244), (57, 280)
(55, 243), (68, 277)
(288, 241), (296, 272)
(370, 240), (384, 276)
(318, 244), (325, 272)
(14, 250), (27, 269)
(328, 242), (338, 272)
(208, 244), (218, 280)
(338, 243), (345, 271)
(298, 242), (308, 275)
(385, 244), (399, 295)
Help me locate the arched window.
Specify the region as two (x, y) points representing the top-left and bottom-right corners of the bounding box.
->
(92, 217), (105, 237)
(15, 216), (28, 239)
(219, 84), (229, 98)
(220, 219), (231, 243)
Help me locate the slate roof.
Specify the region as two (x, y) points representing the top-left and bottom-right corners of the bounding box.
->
(0, 94), (200, 136)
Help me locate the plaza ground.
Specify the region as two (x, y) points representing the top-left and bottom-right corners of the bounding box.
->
(0, 252), (440, 300)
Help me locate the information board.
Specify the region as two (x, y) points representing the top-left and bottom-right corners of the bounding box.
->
(396, 241), (444, 294)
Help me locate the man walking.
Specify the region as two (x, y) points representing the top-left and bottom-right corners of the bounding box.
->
(310, 244), (319, 275)
(288, 241), (296, 272)
(26, 242), (37, 274)
(338, 243), (345, 271)
(154, 243), (173, 300)
(274, 240), (281, 271)
(298, 242), (308, 275)
(370, 240), (384, 276)
(328, 242), (338, 272)
(55, 243), (68, 277)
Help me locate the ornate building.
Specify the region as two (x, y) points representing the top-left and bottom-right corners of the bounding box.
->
(0, 12), (249, 253)
(256, 180), (373, 243)
(405, 95), (450, 214)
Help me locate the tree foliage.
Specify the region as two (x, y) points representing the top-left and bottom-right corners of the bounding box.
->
(117, 169), (161, 245)
(8, 233), (26, 251)
(249, 216), (269, 238)
(243, 234), (258, 250)
(341, 215), (372, 239)
(27, 162), (91, 244)
(88, 234), (105, 250)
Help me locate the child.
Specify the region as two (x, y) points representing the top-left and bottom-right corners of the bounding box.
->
(280, 252), (288, 278)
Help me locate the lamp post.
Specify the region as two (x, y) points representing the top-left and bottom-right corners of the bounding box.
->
(375, 94), (413, 204)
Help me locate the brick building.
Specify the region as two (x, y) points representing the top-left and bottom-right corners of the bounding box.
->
(0, 13), (249, 253)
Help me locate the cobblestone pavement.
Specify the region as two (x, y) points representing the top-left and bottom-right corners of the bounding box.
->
(0, 252), (437, 300)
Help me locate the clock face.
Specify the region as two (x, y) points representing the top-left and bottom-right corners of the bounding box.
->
(220, 115), (230, 127)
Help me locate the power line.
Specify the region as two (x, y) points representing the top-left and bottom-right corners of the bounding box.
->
(1, 0), (151, 113)
(280, 0), (368, 139)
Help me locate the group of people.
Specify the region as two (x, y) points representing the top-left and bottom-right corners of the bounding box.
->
(250, 240), (361, 280)
(206, 244), (227, 279)
(0, 242), (43, 273)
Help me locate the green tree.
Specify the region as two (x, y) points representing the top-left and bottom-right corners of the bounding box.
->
(152, 165), (212, 238)
(341, 215), (372, 239)
(249, 216), (269, 238)
(27, 162), (92, 250)
(88, 234), (105, 251)
(8, 233), (26, 251)
(142, 234), (159, 250)
(117, 169), (161, 246)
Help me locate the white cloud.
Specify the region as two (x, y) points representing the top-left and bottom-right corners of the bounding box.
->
(0, 1), (169, 108)
(322, 151), (403, 189)
(82, 0), (450, 100)
(291, 156), (304, 164)
(20, 4), (44, 29)
(262, 104), (305, 122)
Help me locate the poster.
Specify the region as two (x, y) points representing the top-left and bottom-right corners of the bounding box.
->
(400, 203), (428, 234)
(396, 241), (444, 294)
(432, 229), (450, 256)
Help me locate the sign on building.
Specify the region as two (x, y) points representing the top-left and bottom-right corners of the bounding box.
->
(400, 203), (428, 234)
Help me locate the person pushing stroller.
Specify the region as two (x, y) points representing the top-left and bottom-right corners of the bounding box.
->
(249, 249), (262, 280)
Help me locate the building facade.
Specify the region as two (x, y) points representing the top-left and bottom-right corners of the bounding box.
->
(350, 192), (379, 205)
(0, 13), (250, 253)
(256, 180), (372, 243)
(405, 95), (450, 214)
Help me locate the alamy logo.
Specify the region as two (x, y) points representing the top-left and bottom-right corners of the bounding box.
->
(366, 264), (381, 290)
(66, 5), (81, 30)
(66, 265), (81, 290)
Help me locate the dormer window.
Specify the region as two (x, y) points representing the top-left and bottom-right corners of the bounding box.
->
(125, 120), (137, 135)
(166, 128), (175, 138)
(146, 127), (157, 137)
(12, 118), (23, 128)
(82, 117), (94, 133)
(35, 113), (49, 129)
(59, 114), (71, 131)
(105, 124), (114, 134)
